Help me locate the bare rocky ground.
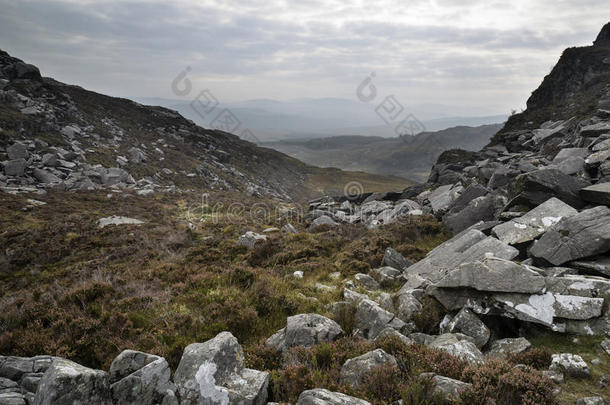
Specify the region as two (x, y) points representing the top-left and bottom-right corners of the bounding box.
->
(2, 21), (610, 405)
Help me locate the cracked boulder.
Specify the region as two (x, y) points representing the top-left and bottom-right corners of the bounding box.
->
(354, 299), (405, 339)
(265, 314), (343, 352)
(174, 332), (268, 405)
(444, 308), (490, 349)
(296, 389), (371, 405)
(340, 349), (398, 390)
(491, 197), (577, 245)
(33, 358), (112, 405)
(530, 206), (610, 265)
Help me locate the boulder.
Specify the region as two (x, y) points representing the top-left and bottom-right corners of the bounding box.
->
(428, 334), (484, 363)
(3, 62), (41, 81)
(442, 194), (497, 234)
(339, 349), (398, 389)
(405, 229), (518, 283)
(509, 168), (589, 209)
(0, 392), (26, 405)
(601, 338), (610, 356)
(6, 142), (28, 160)
(373, 328), (414, 346)
(110, 357), (175, 405)
(581, 182), (610, 205)
(444, 308), (490, 348)
(530, 206), (610, 265)
(370, 266), (403, 285)
(236, 232), (267, 249)
(309, 215), (339, 229)
(576, 397), (606, 405)
(32, 168), (61, 184)
(108, 350), (162, 383)
(33, 358), (111, 405)
(128, 147), (146, 163)
(550, 353), (590, 378)
(435, 257), (546, 294)
(174, 332), (268, 405)
(3, 159), (27, 177)
(98, 216), (144, 228)
(354, 273), (380, 291)
(491, 197), (577, 245)
(420, 373), (471, 401)
(354, 299), (405, 339)
(41, 153), (58, 167)
(395, 291), (423, 322)
(428, 184), (463, 215)
(296, 389), (371, 405)
(487, 337), (531, 359)
(571, 256), (610, 278)
(265, 314), (343, 352)
(382, 247), (411, 270)
(553, 148), (589, 162)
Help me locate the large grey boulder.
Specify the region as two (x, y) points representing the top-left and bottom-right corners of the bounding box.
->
(33, 358), (112, 405)
(3, 159), (27, 177)
(339, 349), (398, 389)
(382, 247), (411, 270)
(354, 273), (380, 291)
(530, 206), (610, 265)
(444, 308), (490, 349)
(572, 256), (610, 278)
(492, 197), (577, 245)
(428, 333), (484, 363)
(395, 291), (423, 322)
(6, 142), (28, 160)
(309, 215), (339, 229)
(405, 229), (518, 283)
(110, 356), (175, 405)
(428, 184), (463, 215)
(487, 337), (531, 359)
(550, 353), (590, 378)
(443, 194), (497, 234)
(296, 389), (371, 405)
(109, 350), (160, 383)
(265, 314), (343, 352)
(0, 392), (26, 405)
(435, 257), (546, 294)
(32, 168), (61, 184)
(576, 397), (606, 405)
(174, 332), (268, 405)
(128, 147), (146, 163)
(236, 232), (267, 249)
(100, 167), (134, 185)
(354, 299), (405, 339)
(420, 373), (472, 401)
(509, 168), (589, 209)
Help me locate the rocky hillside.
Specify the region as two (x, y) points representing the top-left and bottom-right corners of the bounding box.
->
(264, 123), (503, 182)
(0, 49), (406, 201)
(2, 25), (610, 405)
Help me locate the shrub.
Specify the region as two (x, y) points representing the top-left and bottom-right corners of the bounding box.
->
(505, 347), (552, 369)
(245, 342), (282, 371)
(460, 359), (556, 405)
(412, 296), (446, 334)
(496, 367), (556, 405)
(357, 364), (404, 403)
(270, 364), (313, 403)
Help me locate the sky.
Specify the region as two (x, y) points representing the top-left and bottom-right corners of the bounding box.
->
(0, 0), (609, 116)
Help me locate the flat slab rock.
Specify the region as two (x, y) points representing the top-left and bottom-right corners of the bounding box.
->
(98, 216), (144, 228)
(530, 206), (610, 265)
(405, 229), (518, 283)
(492, 197), (577, 245)
(580, 182), (610, 205)
(296, 388), (371, 405)
(435, 256), (546, 294)
(487, 337), (532, 359)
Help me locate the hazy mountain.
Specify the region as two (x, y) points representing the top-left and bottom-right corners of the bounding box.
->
(263, 123), (503, 182)
(135, 97), (507, 142)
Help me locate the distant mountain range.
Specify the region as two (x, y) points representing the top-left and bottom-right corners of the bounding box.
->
(136, 97), (507, 142)
(262, 123), (504, 182)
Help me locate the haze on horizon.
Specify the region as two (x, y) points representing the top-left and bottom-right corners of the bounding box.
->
(1, 0), (609, 118)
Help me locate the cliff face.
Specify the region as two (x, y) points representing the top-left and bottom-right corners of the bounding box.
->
(494, 22), (610, 141)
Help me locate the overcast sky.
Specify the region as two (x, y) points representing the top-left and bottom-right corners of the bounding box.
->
(1, 0), (608, 116)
